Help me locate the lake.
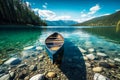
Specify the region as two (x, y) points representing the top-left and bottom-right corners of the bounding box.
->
(0, 25), (120, 80)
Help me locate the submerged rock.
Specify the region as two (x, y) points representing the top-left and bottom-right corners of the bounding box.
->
(36, 46), (43, 50)
(99, 62), (110, 68)
(47, 72), (56, 78)
(29, 65), (37, 71)
(23, 46), (34, 50)
(4, 58), (21, 65)
(78, 47), (87, 53)
(88, 48), (95, 52)
(17, 64), (27, 68)
(92, 67), (102, 72)
(86, 54), (95, 60)
(97, 52), (107, 57)
(114, 58), (120, 62)
(94, 73), (110, 80)
(83, 56), (88, 61)
(0, 72), (15, 80)
(30, 74), (44, 80)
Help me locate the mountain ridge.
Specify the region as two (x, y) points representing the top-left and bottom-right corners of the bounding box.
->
(74, 11), (120, 26)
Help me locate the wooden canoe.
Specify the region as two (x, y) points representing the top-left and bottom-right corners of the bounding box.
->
(45, 32), (64, 64)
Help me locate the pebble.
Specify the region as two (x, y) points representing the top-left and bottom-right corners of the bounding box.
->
(78, 47), (87, 53)
(19, 70), (27, 79)
(83, 56), (88, 61)
(0, 72), (14, 80)
(36, 46), (43, 50)
(92, 67), (103, 72)
(94, 73), (110, 80)
(4, 58), (21, 65)
(99, 62), (110, 68)
(88, 48), (94, 52)
(23, 46), (34, 50)
(114, 58), (120, 62)
(17, 64), (27, 68)
(47, 72), (56, 78)
(29, 65), (37, 71)
(85, 62), (91, 67)
(86, 54), (95, 60)
(97, 52), (107, 57)
(30, 74), (44, 80)
(0, 60), (3, 65)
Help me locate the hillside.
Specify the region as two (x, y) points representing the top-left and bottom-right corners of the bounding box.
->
(46, 20), (78, 26)
(0, 0), (47, 26)
(75, 11), (120, 26)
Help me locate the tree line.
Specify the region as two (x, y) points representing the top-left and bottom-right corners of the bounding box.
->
(0, 0), (47, 26)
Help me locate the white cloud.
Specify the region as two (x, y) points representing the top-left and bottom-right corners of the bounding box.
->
(75, 4), (100, 23)
(33, 8), (71, 21)
(88, 4), (100, 15)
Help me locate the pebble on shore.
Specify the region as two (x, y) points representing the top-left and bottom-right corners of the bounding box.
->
(92, 67), (103, 72)
(46, 72), (56, 78)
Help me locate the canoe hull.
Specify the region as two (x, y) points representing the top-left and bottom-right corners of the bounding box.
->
(45, 42), (64, 64)
(45, 32), (64, 64)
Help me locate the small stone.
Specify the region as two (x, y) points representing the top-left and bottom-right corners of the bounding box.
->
(23, 46), (34, 50)
(29, 65), (37, 71)
(99, 62), (110, 68)
(17, 64), (27, 68)
(38, 55), (44, 59)
(78, 47), (87, 53)
(36, 46), (43, 50)
(30, 74), (44, 80)
(86, 54), (95, 60)
(19, 70), (27, 79)
(0, 60), (3, 65)
(88, 48), (94, 52)
(83, 56), (88, 61)
(47, 72), (56, 78)
(4, 58), (21, 65)
(97, 52), (107, 57)
(85, 62), (91, 67)
(92, 67), (102, 72)
(0, 74), (10, 80)
(24, 76), (29, 80)
(116, 74), (120, 79)
(94, 73), (110, 80)
(114, 58), (120, 62)
(9, 72), (15, 78)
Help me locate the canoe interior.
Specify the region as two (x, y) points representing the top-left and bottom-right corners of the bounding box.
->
(45, 33), (64, 51)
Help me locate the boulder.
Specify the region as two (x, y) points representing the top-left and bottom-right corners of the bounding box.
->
(30, 74), (44, 80)
(4, 58), (21, 65)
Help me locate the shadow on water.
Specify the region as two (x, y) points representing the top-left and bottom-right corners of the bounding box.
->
(59, 39), (86, 80)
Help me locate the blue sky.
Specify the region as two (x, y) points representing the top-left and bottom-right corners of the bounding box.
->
(25, 0), (120, 22)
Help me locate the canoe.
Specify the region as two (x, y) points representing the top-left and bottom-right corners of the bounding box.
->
(45, 32), (64, 64)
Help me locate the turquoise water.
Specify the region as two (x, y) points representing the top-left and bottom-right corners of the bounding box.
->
(0, 25), (120, 60)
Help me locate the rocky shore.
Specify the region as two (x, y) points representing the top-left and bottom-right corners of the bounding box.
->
(0, 46), (120, 80)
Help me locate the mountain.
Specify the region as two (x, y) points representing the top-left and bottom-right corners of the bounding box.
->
(46, 20), (78, 26)
(75, 11), (120, 26)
